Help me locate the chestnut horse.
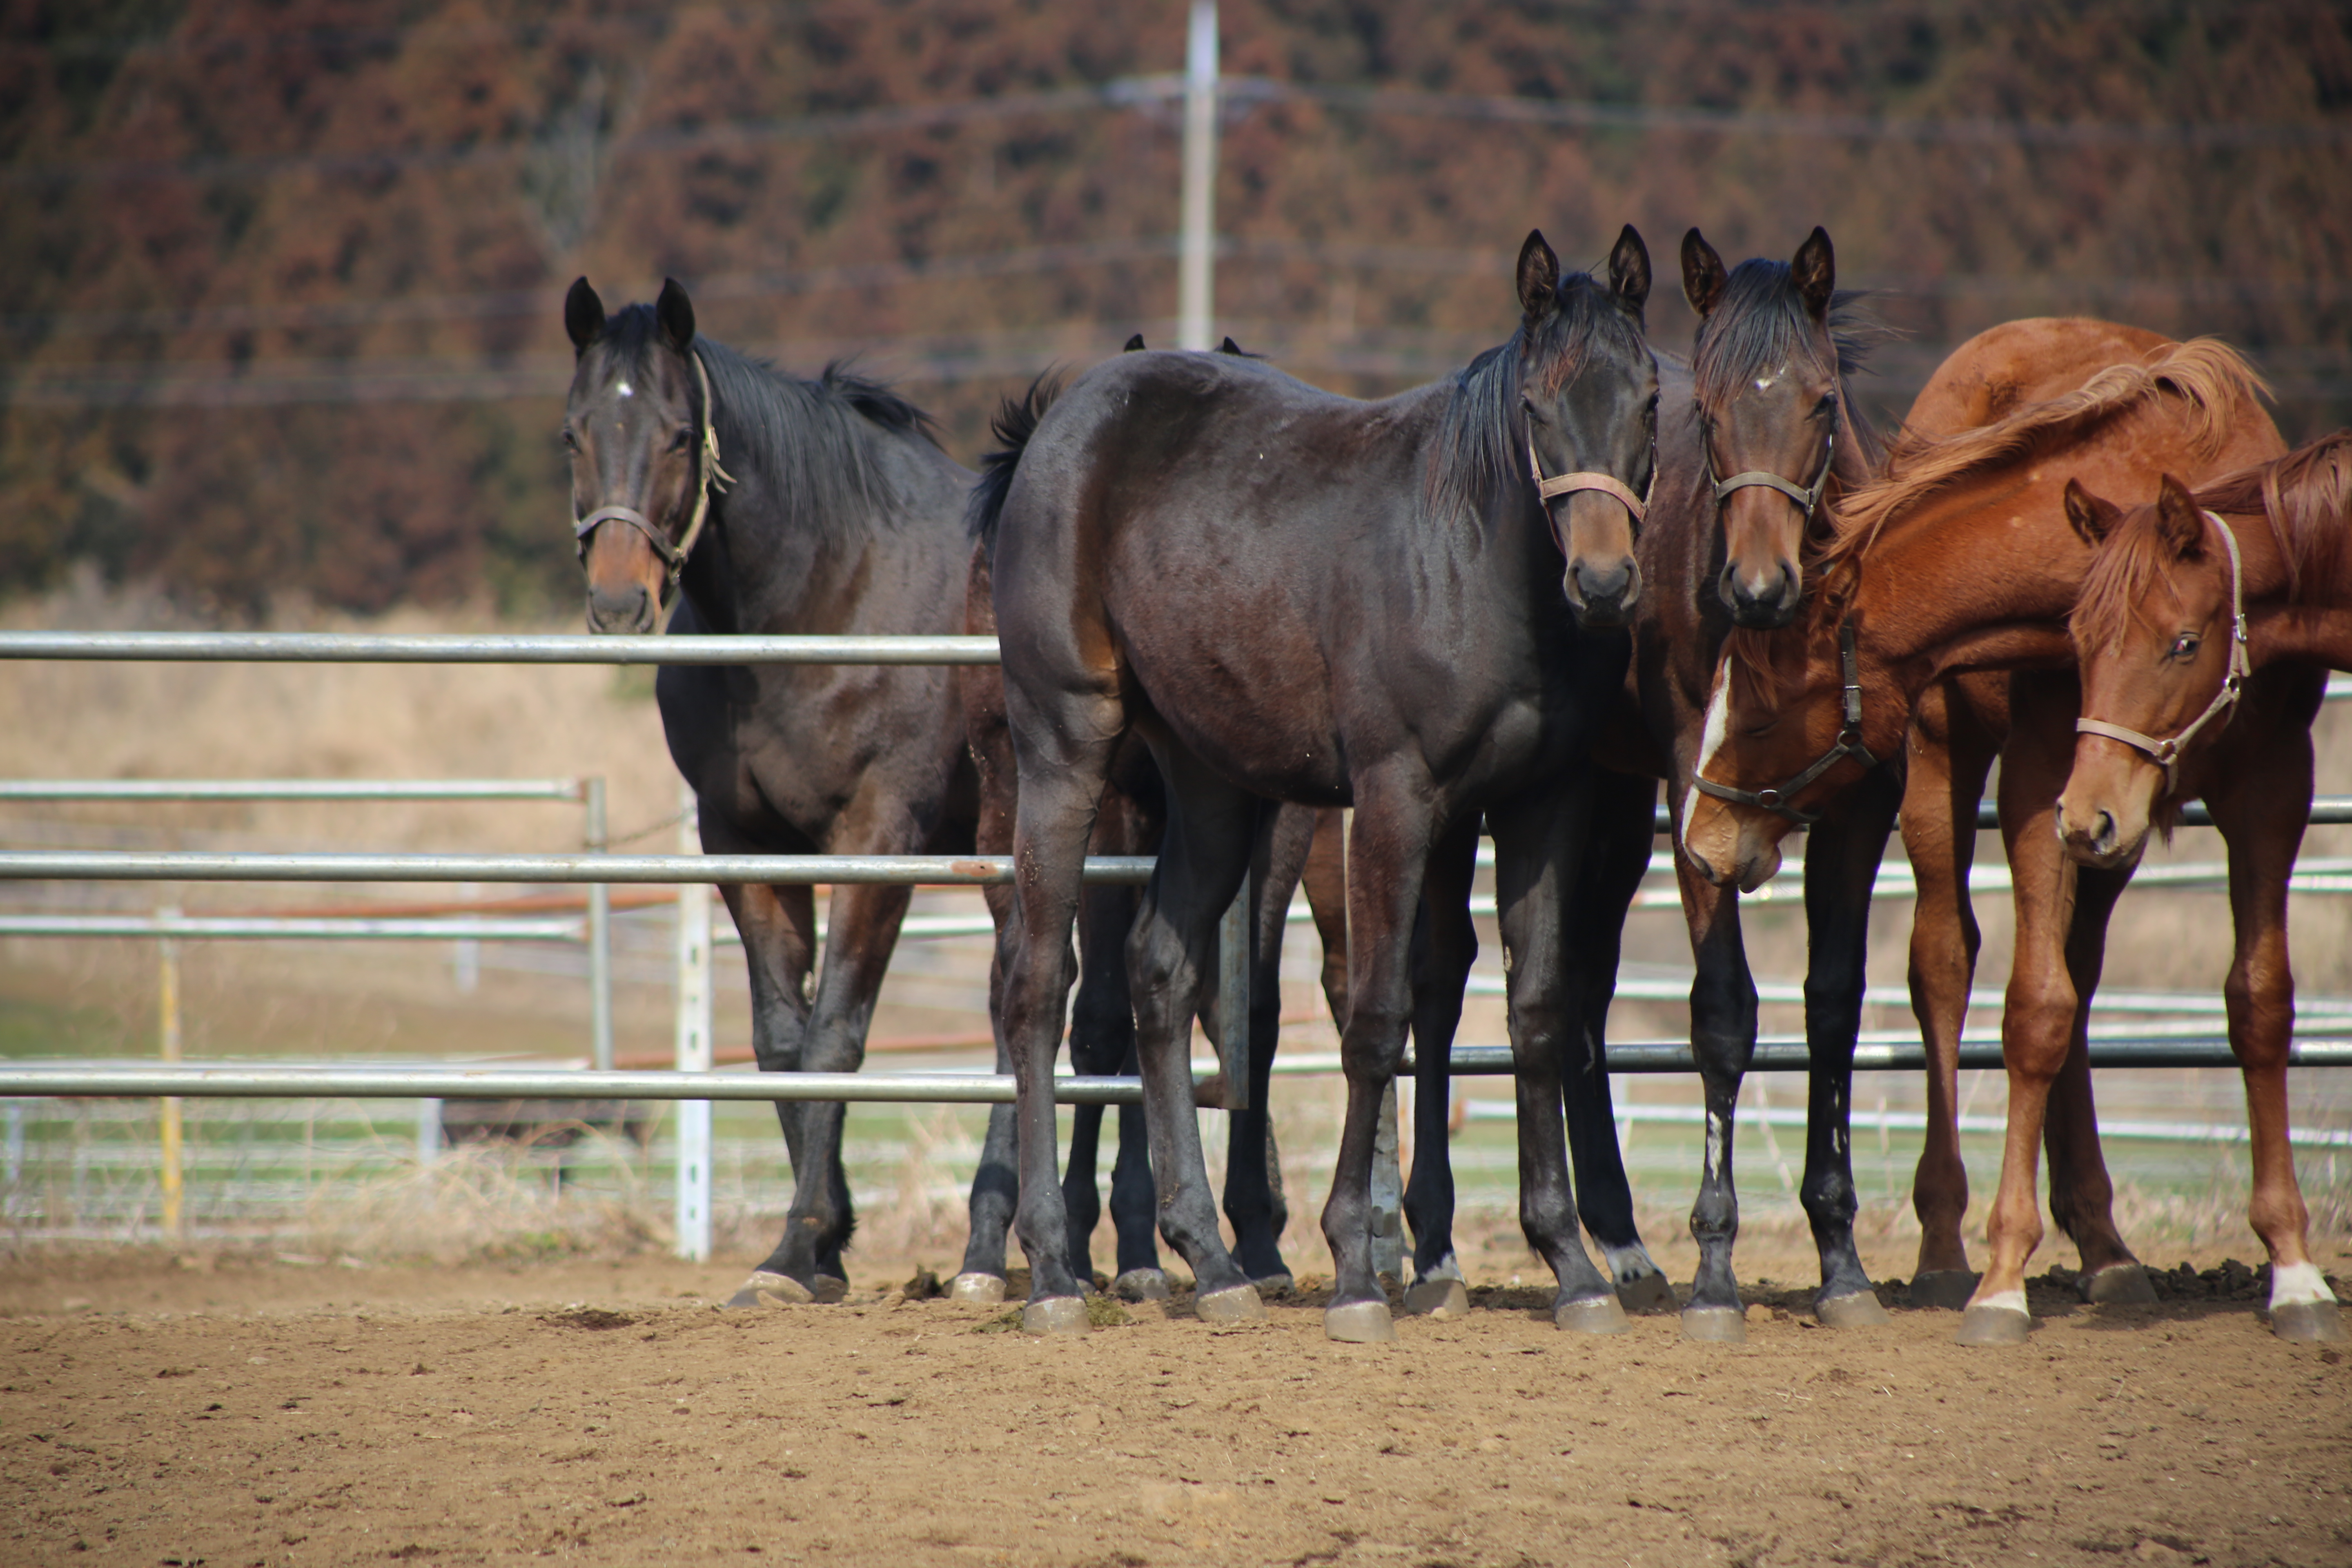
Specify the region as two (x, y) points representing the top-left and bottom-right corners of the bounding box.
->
(1677, 336), (2296, 1343)
(561, 279), (1332, 1304)
(981, 229), (1659, 1339)
(2053, 437), (2352, 1344)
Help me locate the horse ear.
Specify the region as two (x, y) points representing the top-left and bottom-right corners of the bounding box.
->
(1792, 227), (1835, 321)
(655, 277), (697, 352)
(1124, 333), (1146, 352)
(1516, 230), (1561, 319)
(564, 277), (606, 355)
(1607, 225), (1650, 318)
(1680, 229), (1726, 319)
(2154, 474), (2208, 561)
(2063, 478), (2124, 545)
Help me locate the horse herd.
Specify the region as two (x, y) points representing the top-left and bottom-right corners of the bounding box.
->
(557, 222), (2346, 1350)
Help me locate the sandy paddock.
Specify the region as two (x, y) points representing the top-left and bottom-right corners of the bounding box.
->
(1, 1247), (2346, 1568)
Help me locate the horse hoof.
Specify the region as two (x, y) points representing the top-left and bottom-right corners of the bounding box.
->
(1614, 1271), (1679, 1315)
(948, 1272), (1007, 1305)
(1324, 1300), (1398, 1343)
(1194, 1284), (1266, 1326)
(1680, 1305), (1747, 1343)
(1021, 1296), (1091, 1336)
(811, 1275), (848, 1305)
(2081, 1263), (2157, 1306)
(1955, 1303), (2032, 1346)
(1815, 1290), (1891, 1330)
(2270, 1299), (2346, 1343)
(1251, 1271), (1296, 1298)
(1403, 1278), (1469, 1320)
(1555, 1294), (1631, 1336)
(1907, 1270), (1979, 1311)
(726, 1270), (810, 1308)
(1111, 1269), (1172, 1303)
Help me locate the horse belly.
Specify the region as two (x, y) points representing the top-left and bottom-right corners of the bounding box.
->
(1111, 592), (1350, 804)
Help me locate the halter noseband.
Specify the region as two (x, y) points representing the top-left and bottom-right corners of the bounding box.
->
(2072, 509), (2250, 795)
(572, 350), (735, 590)
(1709, 425), (1836, 520)
(1526, 433), (1655, 555)
(1690, 620), (1879, 826)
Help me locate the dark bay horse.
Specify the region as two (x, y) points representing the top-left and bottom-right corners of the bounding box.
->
(982, 229), (1659, 1339)
(1675, 338), (2295, 1344)
(2053, 441), (2352, 1343)
(562, 280), (1335, 1303)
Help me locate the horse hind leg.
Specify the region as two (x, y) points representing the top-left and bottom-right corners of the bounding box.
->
(1072, 869), (1165, 1301)
(1217, 802), (1316, 1294)
(1562, 770), (1675, 1313)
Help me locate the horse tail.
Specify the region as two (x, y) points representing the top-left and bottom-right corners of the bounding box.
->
(965, 370), (1065, 546)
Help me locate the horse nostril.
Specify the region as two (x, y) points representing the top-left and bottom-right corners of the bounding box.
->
(2094, 810), (2116, 850)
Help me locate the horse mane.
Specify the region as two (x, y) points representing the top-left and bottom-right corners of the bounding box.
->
(1720, 336), (2269, 710)
(595, 305), (940, 543)
(1690, 265), (1890, 477)
(966, 370), (1065, 547)
(1428, 270), (1647, 526)
(1828, 337), (2269, 573)
(2071, 428), (2352, 656)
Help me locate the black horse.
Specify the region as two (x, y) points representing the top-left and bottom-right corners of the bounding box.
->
(978, 229), (1660, 1339)
(562, 280), (1334, 1301)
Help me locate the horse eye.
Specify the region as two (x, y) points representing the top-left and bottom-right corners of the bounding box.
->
(2170, 634), (2200, 659)
(559, 428), (578, 451)
(669, 426), (694, 452)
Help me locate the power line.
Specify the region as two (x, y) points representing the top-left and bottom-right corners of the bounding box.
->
(6, 73), (2343, 189)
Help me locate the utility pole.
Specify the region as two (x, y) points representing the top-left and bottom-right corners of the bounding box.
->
(1177, 0), (1218, 351)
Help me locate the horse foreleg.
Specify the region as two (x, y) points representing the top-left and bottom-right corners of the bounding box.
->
(1961, 683), (2096, 1345)
(1562, 768), (1674, 1313)
(1489, 780), (1624, 1335)
(1797, 764), (1901, 1327)
(1319, 771), (1434, 1342)
(1899, 678), (1997, 1309)
(2205, 715), (2342, 1341)
(1399, 817), (1479, 1318)
(1672, 799), (1760, 1342)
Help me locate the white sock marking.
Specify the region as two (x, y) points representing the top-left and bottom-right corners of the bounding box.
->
(2271, 1260), (2336, 1308)
(1973, 1287), (2027, 1316)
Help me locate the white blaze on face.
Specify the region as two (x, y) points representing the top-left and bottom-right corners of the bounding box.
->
(2271, 1260), (2337, 1308)
(1683, 656), (1734, 854)
(615, 381), (634, 399)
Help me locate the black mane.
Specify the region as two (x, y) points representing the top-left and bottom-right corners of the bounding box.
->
(1430, 271), (1646, 527)
(592, 304), (939, 541)
(1690, 261), (1889, 471)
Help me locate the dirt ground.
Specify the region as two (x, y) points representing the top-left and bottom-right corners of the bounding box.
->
(2, 1245), (2347, 1568)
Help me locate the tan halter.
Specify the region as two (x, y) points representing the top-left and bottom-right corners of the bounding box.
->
(572, 350), (735, 590)
(1526, 433), (1653, 554)
(2072, 510), (2250, 794)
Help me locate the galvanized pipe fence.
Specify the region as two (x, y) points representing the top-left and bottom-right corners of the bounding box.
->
(5, 631), (2351, 1259)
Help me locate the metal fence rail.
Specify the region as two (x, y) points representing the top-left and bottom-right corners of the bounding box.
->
(0, 631), (1001, 664)
(0, 851), (1156, 884)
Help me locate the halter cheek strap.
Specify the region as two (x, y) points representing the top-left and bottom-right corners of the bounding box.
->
(1710, 426), (1836, 519)
(2072, 509), (2250, 795)
(572, 350), (735, 590)
(1526, 434), (1655, 554)
(1689, 620), (1879, 826)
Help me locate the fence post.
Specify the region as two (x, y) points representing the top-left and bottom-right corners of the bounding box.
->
(1176, 0), (1219, 351)
(673, 785), (713, 1262)
(1215, 865), (1251, 1114)
(416, 1099), (443, 1164)
(584, 776), (613, 1072)
(156, 903), (184, 1248)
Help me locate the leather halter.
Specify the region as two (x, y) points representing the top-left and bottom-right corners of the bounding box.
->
(1526, 433), (1654, 554)
(1709, 425), (1836, 519)
(572, 350), (735, 590)
(2072, 509), (2250, 795)
(1690, 620), (1879, 826)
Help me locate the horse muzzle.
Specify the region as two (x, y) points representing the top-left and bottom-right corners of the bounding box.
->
(2054, 781), (2152, 872)
(1679, 794), (1786, 893)
(1717, 557), (1801, 630)
(586, 582), (660, 636)
(1566, 555), (1642, 630)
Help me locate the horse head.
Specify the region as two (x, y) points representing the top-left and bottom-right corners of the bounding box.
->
(562, 276), (723, 635)
(1683, 226), (1847, 630)
(2057, 474), (2243, 868)
(1516, 226), (1657, 629)
(1679, 613), (1885, 891)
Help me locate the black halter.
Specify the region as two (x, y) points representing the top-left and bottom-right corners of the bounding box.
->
(1690, 620), (1878, 826)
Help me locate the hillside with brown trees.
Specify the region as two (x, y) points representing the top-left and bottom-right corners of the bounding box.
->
(2, 0), (2348, 617)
